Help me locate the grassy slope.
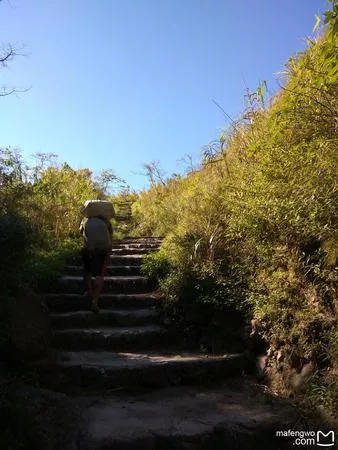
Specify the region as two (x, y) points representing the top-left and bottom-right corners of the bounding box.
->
(134, 27), (338, 417)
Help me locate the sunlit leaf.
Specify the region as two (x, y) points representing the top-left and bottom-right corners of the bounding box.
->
(313, 14), (321, 32)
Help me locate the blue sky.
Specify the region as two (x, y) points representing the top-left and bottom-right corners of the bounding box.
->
(0, 0), (327, 190)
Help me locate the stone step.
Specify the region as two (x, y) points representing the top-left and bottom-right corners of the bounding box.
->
(52, 325), (168, 351)
(111, 243), (161, 250)
(45, 293), (157, 312)
(59, 276), (154, 294)
(108, 255), (145, 266)
(51, 308), (159, 329)
(68, 382), (298, 449)
(110, 248), (158, 255)
(113, 238), (163, 245)
(39, 351), (249, 393)
(68, 254), (146, 266)
(118, 236), (163, 240)
(64, 265), (141, 276)
(115, 214), (132, 221)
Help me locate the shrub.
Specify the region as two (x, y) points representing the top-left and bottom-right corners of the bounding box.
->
(23, 238), (80, 292)
(0, 214), (35, 293)
(142, 242), (251, 352)
(141, 251), (173, 281)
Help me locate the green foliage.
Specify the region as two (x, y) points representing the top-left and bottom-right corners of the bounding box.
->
(0, 148), (125, 298)
(0, 215), (33, 272)
(304, 327), (338, 417)
(142, 245), (250, 352)
(29, 164), (103, 247)
(23, 238), (80, 292)
(324, 0), (338, 36)
(257, 80), (267, 106)
(141, 251), (173, 280)
(133, 15), (338, 416)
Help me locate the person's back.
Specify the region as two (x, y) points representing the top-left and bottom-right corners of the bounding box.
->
(82, 216), (112, 253)
(80, 215), (113, 313)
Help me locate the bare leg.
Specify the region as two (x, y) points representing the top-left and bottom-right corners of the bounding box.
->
(84, 272), (93, 296)
(92, 275), (104, 312)
(91, 254), (108, 313)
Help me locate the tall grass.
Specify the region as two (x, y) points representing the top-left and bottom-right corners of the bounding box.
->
(134, 20), (338, 416)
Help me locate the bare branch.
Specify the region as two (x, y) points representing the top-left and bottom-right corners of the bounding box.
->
(0, 87), (15, 96)
(0, 45), (15, 65)
(211, 99), (237, 126)
(0, 84), (31, 97)
(177, 153), (199, 174)
(0, 0), (28, 98)
(140, 160), (166, 186)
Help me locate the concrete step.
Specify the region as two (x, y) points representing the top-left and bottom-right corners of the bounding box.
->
(59, 276), (154, 294)
(51, 308), (159, 329)
(45, 293), (157, 312)
(52, 325), (169, 351)
(39, 351), (249, 393)
(64, 265), (141, 276)
(68, 382), (298, 449)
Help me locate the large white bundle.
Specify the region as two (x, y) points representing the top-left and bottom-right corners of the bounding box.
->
(82, 200), (115, 219)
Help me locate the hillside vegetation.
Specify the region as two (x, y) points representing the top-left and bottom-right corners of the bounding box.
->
(133, 8), (338, 416)
(0, 151), (131, 293)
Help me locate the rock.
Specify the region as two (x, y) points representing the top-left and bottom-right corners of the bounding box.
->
(276, 350), (284, 363)
(9, 289), (51, 362)
(291, 361), (315, 392)
(256, 355), (268, 379)
(244, 319), (267, 354)
(13, 387), (82, 450)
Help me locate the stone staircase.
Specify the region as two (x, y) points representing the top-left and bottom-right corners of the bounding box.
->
(38, 237), (300, 449)
(42, 237), (249, 394)
(112, 199), (134, 236)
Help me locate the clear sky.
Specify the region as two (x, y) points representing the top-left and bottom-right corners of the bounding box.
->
(0, 0), (327, 190)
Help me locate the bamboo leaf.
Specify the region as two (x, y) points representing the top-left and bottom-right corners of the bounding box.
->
(313, 15), (321, 32)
